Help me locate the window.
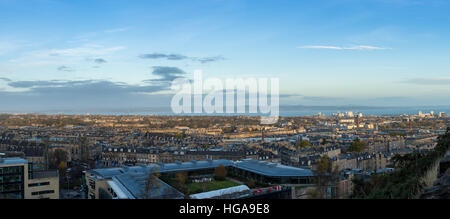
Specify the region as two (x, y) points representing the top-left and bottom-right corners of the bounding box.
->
(28, 182), (50, 187)
(31, 190), (54, 196)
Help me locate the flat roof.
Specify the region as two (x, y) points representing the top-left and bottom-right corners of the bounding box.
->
(107, 180), (134, 199)
(113, 169), (185, 199)
(0, 157), (29, 166)
(158, 160), (233, 173)
(233, 159), (314, 177)
(89, 168), (124, 178)
(89, 158), (313, 180)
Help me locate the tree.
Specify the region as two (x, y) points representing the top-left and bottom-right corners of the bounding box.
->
(296, 140), (311, 149)
(141, 167), (162, 199)
(176, 171), (188, 188)
(314, 155), (340, 199)
(351, 128), (450, 199)
(214, 165), (227, 181)
(49, 149), (68, 169)
(347, 138), (367, 152)
(58, 161), (67, 178)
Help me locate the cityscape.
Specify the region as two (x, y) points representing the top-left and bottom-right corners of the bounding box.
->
(1, 0), (450, 211)
(1, 110), (448, 199)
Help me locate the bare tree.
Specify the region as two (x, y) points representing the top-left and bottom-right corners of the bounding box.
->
(141, 167), (162, 199)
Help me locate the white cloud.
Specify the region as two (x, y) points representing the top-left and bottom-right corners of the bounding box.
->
(298, 45), (388, 50)
(6, 45), (125, 68)
(45, 45), (126, 57)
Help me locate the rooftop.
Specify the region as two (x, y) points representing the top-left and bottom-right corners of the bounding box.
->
(0, 157), (29, 166)
(89, 158), (313, 179)
(234, 159), (314, 177)
(32, 170), (59, 179)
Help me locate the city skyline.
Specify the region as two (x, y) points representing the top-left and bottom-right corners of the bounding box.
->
(1, 0), (450, 112)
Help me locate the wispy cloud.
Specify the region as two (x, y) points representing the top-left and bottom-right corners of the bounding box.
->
(298, 45), (388, 50)
(93, 58), (107, 64)
(146, 66), (187, 83)
(139, 52), (225, 63)
(194, 56), (225, 64)
(48, 45), (125, 57)
(57, 66), (75, 72)
(139, 53), (188, 60)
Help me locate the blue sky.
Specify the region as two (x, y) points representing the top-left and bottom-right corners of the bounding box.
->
(0, 0), (450, 112)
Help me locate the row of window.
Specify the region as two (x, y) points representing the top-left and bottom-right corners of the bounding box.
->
(28, 182), (50, 187)
(0, 166), (24, 174)
(31, 190), (54, 196)
(1, 183), (23, 192)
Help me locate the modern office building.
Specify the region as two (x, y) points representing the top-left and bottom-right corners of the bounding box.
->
(0, 157), (59, 199)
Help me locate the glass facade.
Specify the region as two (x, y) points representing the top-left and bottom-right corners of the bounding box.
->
(0, 165), (25, 199)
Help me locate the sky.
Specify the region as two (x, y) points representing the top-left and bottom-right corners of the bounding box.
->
(0, 0), (450, 112)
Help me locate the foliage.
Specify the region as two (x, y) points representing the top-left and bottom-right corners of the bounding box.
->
(214, 165), (227, 181)
(347, 138), (367, 152)
(186, 180), (240, 194)
(176, 171), (188, 187)
(48, 149), (68, 169)
(58, 161), (67, 178)
(314, 155), (340, 199)
(351, 128), (450, 199)
(296, 140), (311, 149)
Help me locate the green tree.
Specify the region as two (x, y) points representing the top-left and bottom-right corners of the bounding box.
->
(296, 140), (311, 149)
(313, 155), (340, 199)
(347, 138), (367, 152)
(351, 128), (450, 199)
